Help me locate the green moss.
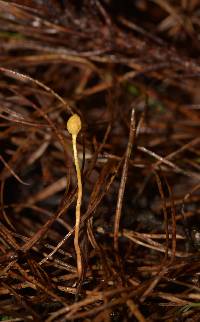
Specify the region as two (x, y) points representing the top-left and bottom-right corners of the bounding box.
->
(0, 31), (25, 39)
(148, 97), (165, 112)
(125, 83), (140, 96)
(0, 317), (11, 321)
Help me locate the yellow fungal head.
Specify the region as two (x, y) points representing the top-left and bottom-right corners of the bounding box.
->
(67, 114), (81, 136)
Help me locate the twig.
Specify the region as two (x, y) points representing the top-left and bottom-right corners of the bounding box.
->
(114, 107), (136, 251)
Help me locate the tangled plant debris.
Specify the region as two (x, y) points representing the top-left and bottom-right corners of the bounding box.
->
(0, 0), (200, 321)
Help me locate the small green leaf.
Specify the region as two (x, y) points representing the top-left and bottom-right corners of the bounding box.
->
(126, 83), (140, 96)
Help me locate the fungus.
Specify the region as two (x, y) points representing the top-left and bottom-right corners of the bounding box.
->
(67, 113), (82, 278)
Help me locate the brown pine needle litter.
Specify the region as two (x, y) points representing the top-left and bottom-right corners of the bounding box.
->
(0, 1), (200, 321)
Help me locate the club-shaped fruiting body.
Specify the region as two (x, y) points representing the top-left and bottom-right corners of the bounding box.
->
(67, 113), (82, 278)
